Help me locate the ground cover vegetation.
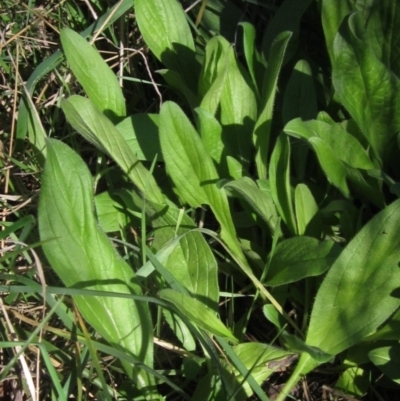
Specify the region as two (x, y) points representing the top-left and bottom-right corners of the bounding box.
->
(1, 0), (400, 400)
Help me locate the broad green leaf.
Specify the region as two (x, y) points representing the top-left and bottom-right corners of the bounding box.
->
(308, 199), (400, 355)
(282, 60), (317, 124)
(294, 184), (318, 236)
(163, 309), (196, 351)
(165, 231), (219, 310)
(219, 43), (257, 169)
(362, 0), (400, 76)
(61, 95), (164, 204)
(284, 118), (383, 204)
(38, 139), (154, 388)
(116, 113), (162, 161)
(364, 308), (400, 342)
(332, 12), (400, 164)
(309, 137), (350, 197)
(159, 101), (238, 253)
(198, 36), (230, 99)
(254, 32), (291, 179)
(321, 0), (365, 62)
(261, 0), (313, 65)
(159, 102), (208, 207)
(223, 343), (295, 401)
(345, 167), (384, 208)
(335, 366), (369, 397)
(140, 199), (219, 309)
(284, 119), (374, 170)
(60, 28), (125, 120)
(269, 134), (297, 235)
(95, 191), (129, 233)
(280, 200), (400, 398)
(159, 289), (238, 343)
(195, 107), (224, 165)
(135, 0), (199, 91)
(369, 345), (400, 384)
(265, 237), (341, 286)
(223, 177), (278, 233)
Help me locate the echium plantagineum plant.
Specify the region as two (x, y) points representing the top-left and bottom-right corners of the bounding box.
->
(26, 0), (400, 399)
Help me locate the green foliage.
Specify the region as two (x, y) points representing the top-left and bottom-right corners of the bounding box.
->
(9, 0), (400, 399)
(39, 139), (154, 390)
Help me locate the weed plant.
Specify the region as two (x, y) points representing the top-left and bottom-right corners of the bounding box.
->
(2, 0), (400, 400)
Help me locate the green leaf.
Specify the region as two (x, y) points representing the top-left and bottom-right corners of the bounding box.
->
(309, 137), (350, 197)
(163, 309), (196, 351)
(239, 22), (260, 98)
(219, 43), (257, 169)
(364, 308), (400, 342)
(158, 69), (199, 109)
(224, 343), (295, 400)
(335, 366), (370, 397)
(194, 0), (244, 44)
(159, 102), (237, 247)
(116, 113), (162, 161)
(159, 289), (238, 343)
(195, 107), (224, 165)
(280, 200), (400, 399)
(223, 177), (279, 233)
(284, 119), (374, 170)
(320, 0), (361, 63)
(307, 199), (400, 356)
(38, 139), (154, 388)
(333, 12), (400, 164)
(254, 31), (291, 179)
(135, 0), (198, 91)
(60, 28), (125, 121)
(198, 36), (230, 100)
(261, 0), (313, 65)
(363, 0), (400, 76)
(369, 345), (400, 384)
(61, 96), (164, 204)
(285, 118), (383, 205)
(294, 184), (319, 236)
(281, 333), (333, 364)
(269, 134), (297, 235)
(265, 237), (341, 286)
(17, 0), (132, 142)
(164, 230), (219, 310)
(282, 60), (318, 124)
(95, 191), (129, 233)
(159, 102), (208, 207)
(139, 199), (219, 309)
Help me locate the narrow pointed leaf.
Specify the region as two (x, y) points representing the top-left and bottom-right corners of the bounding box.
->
(254, 31), (291, 179)
(269, 134), (296, 235)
